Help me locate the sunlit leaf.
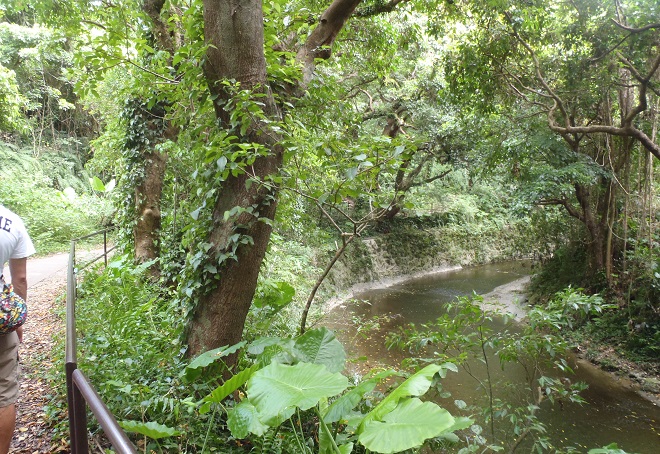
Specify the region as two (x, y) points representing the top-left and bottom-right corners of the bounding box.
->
(247, 362), (348, 425)
(119, 420), (181, 439)
(293, 327), (346, 373)
(359, 398), (455, 453)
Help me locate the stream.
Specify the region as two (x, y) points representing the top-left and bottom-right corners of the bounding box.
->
(323, 261), (660, 453)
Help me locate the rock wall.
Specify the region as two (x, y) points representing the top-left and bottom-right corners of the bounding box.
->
(323, 222), (532, 305)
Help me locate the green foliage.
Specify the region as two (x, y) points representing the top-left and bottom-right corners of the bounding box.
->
(528, 243), (590, 303)
(0, 20), (88, 142)
(118, 420), (182, 439)
(531, 287), (614, 331)
(0, 142), (112, 253)
(18, 0), (657, 451)
(62, 257), (198, 451)
(588, 443), (629, 454)
(218, 343), (465, 454)
(386, 294), (592, 451)
(0, 64), (24, 131)
(358, 397), (457, 453)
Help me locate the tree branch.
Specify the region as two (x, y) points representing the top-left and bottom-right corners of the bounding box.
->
(547, 122), (660, 160)
(618, 52), (660, 124)
(538, 198), (585, 223)
(296, 0), (362, 86)
(143, 0), (176, 54)
(611, 19), (660, 33)
(412, 168), (452, 187)
(355, 0), (410, 17)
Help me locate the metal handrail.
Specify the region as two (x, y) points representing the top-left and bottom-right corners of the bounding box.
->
(65, 229), (137, 454)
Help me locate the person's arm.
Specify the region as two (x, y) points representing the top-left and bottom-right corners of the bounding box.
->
(8, 258), (27, 301)
(8, 257), (27, 343)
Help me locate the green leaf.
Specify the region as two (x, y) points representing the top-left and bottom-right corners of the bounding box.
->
(293, 327), (346, 373)
(199, 364), (260, 414)
(119, 420), (181, 439)
(358, 398), (455, 453)
(588, 444), (628, 454)
(104, 179), (116, 192)
(217, 156), (228, 171)
(247, 337), (294, 355)
(89, 176), (105, 192)
(360, 363), (444, 429)
(253, 281), (295, 309)
(324, 370), (399, 423)
(443, 416), (473, 433)
(338, 443), (354, 454)
(247, 362), (348, 425)
(181, 342), (245, 383)
(227, 399), (269, 438)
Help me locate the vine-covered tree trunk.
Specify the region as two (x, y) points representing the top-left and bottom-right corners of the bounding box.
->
(133, 0), (181, 269)
(134, 149), (167, 264)
(185, 0), (281, 359)
(124, 100), (175, 269)
(186, 0), (362, 360)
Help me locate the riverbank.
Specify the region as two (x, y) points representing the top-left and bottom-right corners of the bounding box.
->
(479, 276), (660, 407)
(480, 275), (530, 320)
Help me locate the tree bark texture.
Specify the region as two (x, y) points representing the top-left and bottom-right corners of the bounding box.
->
(130, 103), (175, 267)
(186, 0), (368, 362)
(186, 0), (282, 360)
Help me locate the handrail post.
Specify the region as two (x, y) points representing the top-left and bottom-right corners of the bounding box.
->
(103, 230), (108, 267)
(66, 363), (89, 454)
(65, 228), (135, 453)
(65, 240), (85, 453)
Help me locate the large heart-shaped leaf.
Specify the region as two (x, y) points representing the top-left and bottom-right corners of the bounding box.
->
(293, 327), (346, 373)
(227, 399), (269, 439)
(358, 398), (455, 453)
(359, 363), (443, 429)
(248, 362), (348, 425)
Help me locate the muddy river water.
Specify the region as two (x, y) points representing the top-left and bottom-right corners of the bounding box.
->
(323, 261), (660, 453)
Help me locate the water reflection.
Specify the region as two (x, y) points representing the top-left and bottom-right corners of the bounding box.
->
(323, 262), (660, 453)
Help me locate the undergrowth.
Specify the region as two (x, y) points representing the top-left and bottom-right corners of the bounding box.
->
(0, 142), (112, 254)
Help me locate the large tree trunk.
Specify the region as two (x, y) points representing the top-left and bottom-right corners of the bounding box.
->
(186, 0), (283, 360)
(124, 100), (175, 269)
(185, 0), (366, 362)
(573, 182), (615, 282)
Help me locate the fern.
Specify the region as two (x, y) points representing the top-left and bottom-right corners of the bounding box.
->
(0, 142), (42, 176)
(252, 429), (283, 454)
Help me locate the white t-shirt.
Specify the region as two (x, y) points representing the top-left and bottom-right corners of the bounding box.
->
(0, 204), (36, 274)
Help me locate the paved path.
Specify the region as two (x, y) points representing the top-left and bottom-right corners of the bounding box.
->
(3, 249), (106, 289)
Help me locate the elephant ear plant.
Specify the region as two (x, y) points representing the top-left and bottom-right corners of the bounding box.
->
(185, 327), (470, 453)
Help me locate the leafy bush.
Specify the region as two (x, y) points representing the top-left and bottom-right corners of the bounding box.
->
(70, 257), (197, 450)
